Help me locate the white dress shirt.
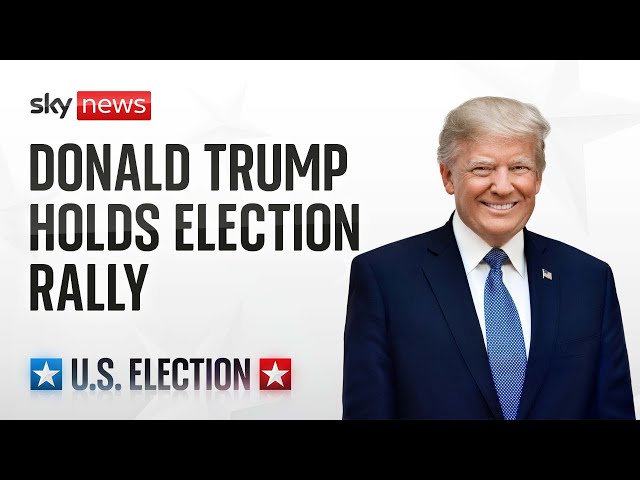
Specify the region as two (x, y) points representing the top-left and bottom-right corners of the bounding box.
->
(452, 211), (531, 358)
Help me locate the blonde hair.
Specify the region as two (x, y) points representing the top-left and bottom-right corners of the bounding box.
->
(437, 96), (551, 173)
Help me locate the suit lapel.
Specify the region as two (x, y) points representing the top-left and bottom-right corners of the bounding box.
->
(420, 216), (503, 419)
(516, 229), (560, 419)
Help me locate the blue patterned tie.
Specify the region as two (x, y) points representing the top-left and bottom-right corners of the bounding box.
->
(484, 248), (527, 420)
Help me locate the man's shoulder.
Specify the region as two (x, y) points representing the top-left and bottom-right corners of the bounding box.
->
(526, 229), (611, 271)
(351, 223), (447, 268)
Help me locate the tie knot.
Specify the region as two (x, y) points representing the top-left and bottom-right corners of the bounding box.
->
(484, 247), (508, 270)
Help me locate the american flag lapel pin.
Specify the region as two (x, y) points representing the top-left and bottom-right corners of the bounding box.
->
(542, 269), (553, 280)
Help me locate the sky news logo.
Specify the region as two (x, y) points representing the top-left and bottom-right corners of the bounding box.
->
(30, 91), (151, 120)
(29, 357), (291, 391)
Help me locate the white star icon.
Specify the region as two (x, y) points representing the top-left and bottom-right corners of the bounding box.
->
(262, 361), (289, 387)
(33, 361), (60, 387)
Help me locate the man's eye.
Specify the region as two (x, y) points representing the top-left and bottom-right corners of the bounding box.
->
(513, 166), (530, 172)
(473, 167), (491, 174)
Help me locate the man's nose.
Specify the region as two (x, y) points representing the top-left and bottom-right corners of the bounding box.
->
(490, 168), (514, 196)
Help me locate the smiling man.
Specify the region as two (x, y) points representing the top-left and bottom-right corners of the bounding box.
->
(342, 96), (635, 420)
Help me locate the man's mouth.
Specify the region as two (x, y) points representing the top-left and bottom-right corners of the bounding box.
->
(482, 202), (517, 211)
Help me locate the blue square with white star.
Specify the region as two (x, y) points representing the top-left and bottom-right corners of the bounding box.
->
(30, 358), (62, 390)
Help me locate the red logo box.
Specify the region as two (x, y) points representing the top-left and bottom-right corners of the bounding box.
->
(77, 91), (151, 120)
(259, 358), (291, 390)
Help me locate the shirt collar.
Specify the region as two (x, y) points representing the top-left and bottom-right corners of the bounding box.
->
(452, 210), (526, 277)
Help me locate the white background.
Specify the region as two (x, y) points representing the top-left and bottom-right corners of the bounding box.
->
(0, 60), (638, 419)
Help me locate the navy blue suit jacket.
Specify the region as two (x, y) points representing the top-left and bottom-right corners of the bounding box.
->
(342, 215), (635, 419)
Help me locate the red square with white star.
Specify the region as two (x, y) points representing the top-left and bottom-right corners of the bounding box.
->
(259, 358), (291, 390)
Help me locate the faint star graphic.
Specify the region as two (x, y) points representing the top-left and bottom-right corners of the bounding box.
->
(0, 146), (18, 204)
(0, 146), (60, 254)
(456, 60), (640, 231)
(332, 253), (353, 287)
(182, 86), (270, 144)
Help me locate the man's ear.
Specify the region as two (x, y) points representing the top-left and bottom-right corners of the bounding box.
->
(440, 164), (455, 195)
(535, 171), (542, 194)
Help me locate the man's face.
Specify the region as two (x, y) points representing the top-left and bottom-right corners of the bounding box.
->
(440, 135), (542, 247)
